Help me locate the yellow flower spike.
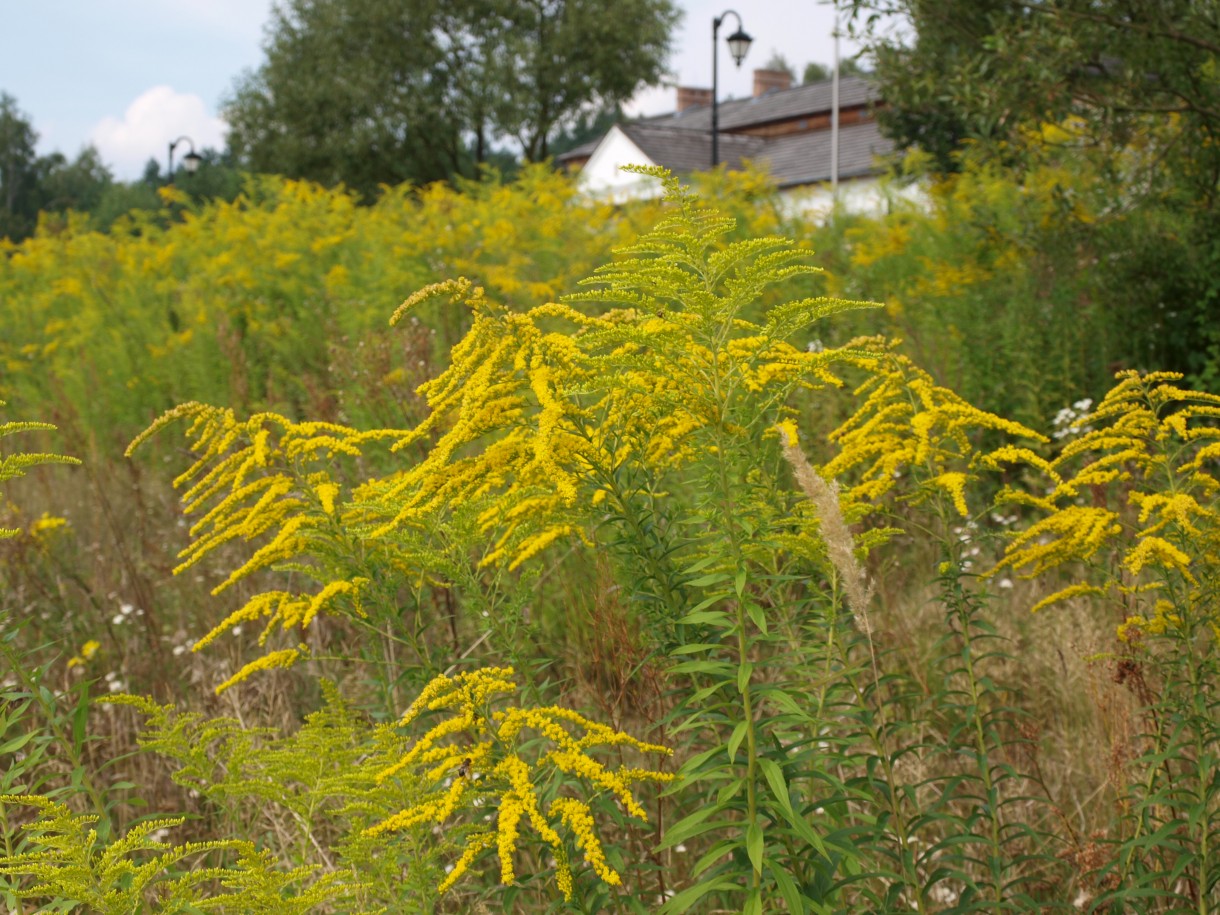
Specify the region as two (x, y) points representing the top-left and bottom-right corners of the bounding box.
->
(437, 832), (495, 895)
(366, 668), (671, 900)
(66, 639), (101, 669)
(552, 798), (620, 886)
(314, 481), (340, 515)
(931, 471), (971, 517)
(775, 419), (800, 449)
(496, 794), (524, 885)
(1029, 582), (1109, 614)
(1124, 536), (1193, 579)
(989, 370), (1220, 642)
(213, 645), (306, 695)
(555, 853), (575, 901)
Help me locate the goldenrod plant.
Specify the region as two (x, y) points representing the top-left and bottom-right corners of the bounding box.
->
(0, 795), (365, 914)
(785, 353), (1070, 910)
(7, 167), (1220, 913)
(993, 370), (1220, 910)
(364, 667), (672, 900)
(0, 400), (80, 539)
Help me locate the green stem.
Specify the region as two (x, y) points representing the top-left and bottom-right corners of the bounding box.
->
(946, 561), (1006, 903)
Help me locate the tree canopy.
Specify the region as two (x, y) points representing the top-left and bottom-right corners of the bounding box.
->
(845, 0), (1220, 385)
(0, 93), (117, 241)
(845, 0), (1220, 191)
(801, 58), (866, 84)
(224, 0), (679, 197)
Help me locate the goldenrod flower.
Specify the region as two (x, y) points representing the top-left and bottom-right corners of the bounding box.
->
(66, 639), (101, 669)
(213, 645), (306, 695)
(993, 371), (1220, 639)
(366, 668), (672, 900)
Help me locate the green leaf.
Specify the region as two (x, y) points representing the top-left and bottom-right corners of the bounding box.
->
(658, 877), (740, 914)
(777, 801), (828, 859)
(737, 660), (754, 693)
(746, 821), (765, 872)
(685, 593), (728, 614)
(744, 887), (763, 915)
(659, 805), (724, 850)
(769, 861), (805, 913)
(690, 838), (738, 878)
(717, 777), (745, 805)
(669, 659), (734, 678)
(682, 554), (720, 575)
(734, 568), (747, 597)
(669, 642), (720, 655)
(0, 730), (36, 755)
(757, 757), (793, 815)
(746, 601), (768, 634)
(756, 688), (812, 721)
(678, 610), (732, 627)
(727, 719), (749, 764)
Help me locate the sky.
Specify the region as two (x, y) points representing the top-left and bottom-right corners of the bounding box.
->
(4, 0), (866, 180)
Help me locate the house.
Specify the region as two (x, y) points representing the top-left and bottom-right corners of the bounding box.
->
(558, 70), (897, 212)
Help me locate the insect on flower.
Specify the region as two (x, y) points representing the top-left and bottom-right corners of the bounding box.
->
(456, 757), (473, 779)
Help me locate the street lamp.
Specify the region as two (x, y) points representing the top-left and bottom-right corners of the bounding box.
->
(712, 10), (752, 169)
(167, 136), (202, 183)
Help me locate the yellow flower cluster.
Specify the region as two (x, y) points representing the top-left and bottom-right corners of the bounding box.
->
(212, 645), (308, 695)
(65, 639), (101, 669)
(28, 512), (69, 541)
(993, 371), (1220, 634)
(1, 401), (80, 539)
(365, 667), (673, 900)
(824, 352), (1044, 516)
(134, 168), (880, 692)
(128, 402), (395, 689)
(368, 171), (878, 576)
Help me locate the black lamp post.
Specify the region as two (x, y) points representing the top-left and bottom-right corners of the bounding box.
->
(167, 136), (202, 184)
(711, 10), (752, 169)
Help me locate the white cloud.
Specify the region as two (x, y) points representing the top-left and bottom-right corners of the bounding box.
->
(89, 86), (227, 180)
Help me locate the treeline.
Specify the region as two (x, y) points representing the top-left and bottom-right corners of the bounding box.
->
(0, 0), (681, 243)
(0, 93), (243, 242)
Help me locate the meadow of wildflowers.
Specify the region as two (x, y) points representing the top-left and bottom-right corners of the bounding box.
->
(0, 165), (1216, 912)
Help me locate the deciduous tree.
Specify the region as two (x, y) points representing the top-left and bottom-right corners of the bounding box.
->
(224, 0), (678, 196)
(0, 93), (41, 241)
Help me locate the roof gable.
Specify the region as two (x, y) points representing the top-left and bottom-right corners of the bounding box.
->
(578, 125), (662, 198)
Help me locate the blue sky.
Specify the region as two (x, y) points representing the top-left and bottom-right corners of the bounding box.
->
(5, 0), (863, 179)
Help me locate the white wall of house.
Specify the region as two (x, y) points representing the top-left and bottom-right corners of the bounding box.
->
(577, 126), (665, 202)
(577, 126), (929, 218)
(778, 175), (929, 220)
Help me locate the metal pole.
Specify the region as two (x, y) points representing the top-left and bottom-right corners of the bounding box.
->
(712, 16), (721, 169)
(831, 1), (841, 198)
(167, 136), (194, 186)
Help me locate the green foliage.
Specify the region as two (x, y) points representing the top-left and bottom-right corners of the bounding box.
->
(0, 795), (364, 914)
(101, 686), (448, 910)
(801, 59), (866, 84)
(991, 371), (1220, 909)
(817, 142), (1182, 425)
(0, 93), (118, 243)
(846, 0), (1220, 186)
(6, 168), (1220, 913)
(224, 0), (678, 193)
(845, 0), (1220, 388)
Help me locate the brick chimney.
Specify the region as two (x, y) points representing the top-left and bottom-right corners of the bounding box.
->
(676, 86), (713, 112)
(753, 68), (792, 97)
